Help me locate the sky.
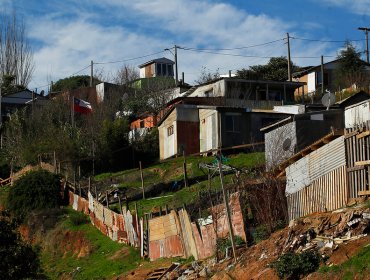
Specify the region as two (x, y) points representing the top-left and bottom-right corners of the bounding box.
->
(1, 0), (369, 92)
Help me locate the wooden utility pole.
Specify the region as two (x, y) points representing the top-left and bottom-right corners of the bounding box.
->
(286, 33), (292, 82)
(88, 177), (91, 194)
(358, 27), (370, 63)
(139, 161), (145, 199)
(321, 55), (324, 95)
(174, 45), (179, 86)
(217, 152), (237, 262)
(183, 151), (188, 187)
(90, 60), (94, 87)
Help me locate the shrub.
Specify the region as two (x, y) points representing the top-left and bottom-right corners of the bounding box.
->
(271, 250), (321, 280)
(69, 211), (89, 226)
(0, 211), (43, 279)
(7, 170), (62, 220)
(216, 236), (244, 258)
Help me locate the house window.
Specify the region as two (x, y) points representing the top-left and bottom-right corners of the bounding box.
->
(225, 114), (240, 132)
(140, 120), (145, 128)
(167, 125), (174, 136)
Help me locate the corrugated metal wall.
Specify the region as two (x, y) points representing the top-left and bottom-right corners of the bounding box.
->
(286, 136), (345, 194)
(309, 136), (346, 181)
(345, 100), (370, 128)
(286, 157), (310, 194)
(345, 120), (370, 198)
(287, 165), (347, 220)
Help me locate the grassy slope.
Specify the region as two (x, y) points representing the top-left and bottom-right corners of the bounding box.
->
(316, 245), (370, 280)
(40, 208), (141, 280)
(96, 152), (264, 216)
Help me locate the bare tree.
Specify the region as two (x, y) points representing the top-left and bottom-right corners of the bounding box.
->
(195, 66), (220, 85)
(113, 64), (140, 85)
(0, 11), (34, 88)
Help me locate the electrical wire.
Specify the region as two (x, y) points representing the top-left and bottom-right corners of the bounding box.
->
(181, 38), (285, 51)
(291, 36), (366, 43)
(94, 50), (166, 65)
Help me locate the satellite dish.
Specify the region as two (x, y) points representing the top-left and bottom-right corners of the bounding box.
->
(321, 90), (336, 110)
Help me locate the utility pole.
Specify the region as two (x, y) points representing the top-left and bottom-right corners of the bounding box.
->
(358, 27), (370, 63)
(90, 60), (94, 87)
(217, 151), (237, 262)
(0, 84), (2, 149)
(286, 33), (292, 82)
(174, 45), (179, 86)
(321, 55), (324, 95)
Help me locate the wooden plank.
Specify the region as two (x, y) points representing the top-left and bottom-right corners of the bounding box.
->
(347, 166), (365, 172)
(344, 130), (359, 139)
(358, 190), (370, 196)
(355, 160), (370, 166)
(356, 130), (370, 139)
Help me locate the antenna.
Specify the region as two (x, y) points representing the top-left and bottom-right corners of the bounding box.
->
(321, 89), (336, 110)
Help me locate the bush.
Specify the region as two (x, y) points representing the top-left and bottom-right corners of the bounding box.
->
(271, 250), (321, 280)
(0, 211), (43, 279)
(216, 236), (244, 258)
(7, 170), (62, 220)
(69, 211), (89, 226)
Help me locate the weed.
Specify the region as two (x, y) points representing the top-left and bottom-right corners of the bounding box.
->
(271, 250), (321, 280)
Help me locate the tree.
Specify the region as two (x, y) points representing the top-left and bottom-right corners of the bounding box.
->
(7, 170), (62, 220)
(237, 57), (300, 81)
(195, 66), (220, 84)
(0, 11), (34, 88)
(51, 75), (101, 92)
(113, 64), (140, 85)
(0, 211), (42, 279)
(334, 41), (369, 90)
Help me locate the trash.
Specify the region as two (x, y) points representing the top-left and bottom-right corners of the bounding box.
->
(347, 218), (361, 227)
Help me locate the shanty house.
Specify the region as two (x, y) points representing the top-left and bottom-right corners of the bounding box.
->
(264, 109), (344, 170)
(188, 77), (305, 109)
(158, 104), (199, 159)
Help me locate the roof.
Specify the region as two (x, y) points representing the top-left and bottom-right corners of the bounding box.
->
(293, 58), (370, 78)
(194, 76), (305, 88)
(335, 90), (370, 108)
(138, 57), (175, 68)
(260, 116), (293, 132)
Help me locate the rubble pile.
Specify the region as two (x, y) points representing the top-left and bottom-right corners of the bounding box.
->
(283, 205), (370, 258)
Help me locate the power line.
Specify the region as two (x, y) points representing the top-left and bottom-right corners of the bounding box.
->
(94, 50), (166, 65)
(182, 47), (334, 59)
(181, 38), (285, 51)
(291, 36), (366, 43)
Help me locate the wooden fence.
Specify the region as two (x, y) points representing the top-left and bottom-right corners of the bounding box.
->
(345, 120), (370, 198)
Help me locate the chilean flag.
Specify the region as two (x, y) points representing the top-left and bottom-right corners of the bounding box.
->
(74, 97), (92, 114)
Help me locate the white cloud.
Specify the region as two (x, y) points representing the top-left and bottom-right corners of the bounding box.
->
(25, 0), (335, 90)
(314, 0), (370, 16)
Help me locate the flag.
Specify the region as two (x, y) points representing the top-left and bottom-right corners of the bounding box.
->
(74, 97), (92, 114)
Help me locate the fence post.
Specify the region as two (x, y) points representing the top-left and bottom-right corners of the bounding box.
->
(183, 151), (188, 187)
(106, 191), (109, 208)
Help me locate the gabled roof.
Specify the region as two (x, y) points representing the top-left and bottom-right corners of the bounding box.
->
(138, 57), (175, 68)
(292, 58), (370, 78)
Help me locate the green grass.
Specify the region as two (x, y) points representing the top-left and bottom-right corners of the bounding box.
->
(95, 152), (264, 188)
(0, 185), (10, 208)
(40, 208), (141, 280)
(318, 244), (370, 280)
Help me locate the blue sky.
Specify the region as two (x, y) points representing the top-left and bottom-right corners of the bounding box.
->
(1, 0), (369, 92)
